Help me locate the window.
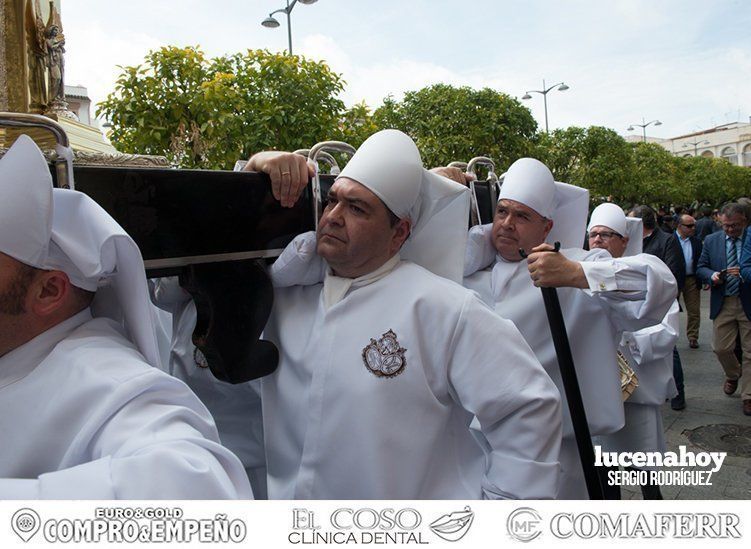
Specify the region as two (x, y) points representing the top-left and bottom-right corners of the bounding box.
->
(721, 146), (738, 165)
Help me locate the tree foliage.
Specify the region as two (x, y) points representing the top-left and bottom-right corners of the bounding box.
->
(371, 84), (538, 171)
(98, 46), (345, 169)
(99, 48), (751, 206)
(534, 127), (751, 209)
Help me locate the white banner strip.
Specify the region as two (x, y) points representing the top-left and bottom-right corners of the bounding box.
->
(1, 500), (747, 548)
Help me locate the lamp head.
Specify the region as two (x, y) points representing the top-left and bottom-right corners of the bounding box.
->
(558, 83), (569, 91)
(521, 93), (532, 100)
(262, 15), (280, 28)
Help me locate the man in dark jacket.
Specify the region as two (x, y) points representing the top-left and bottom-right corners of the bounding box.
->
(699, 203), (751, 416)
(696, 206), (721, 241)
(629, 205), (687, 410)
(675, 214), (703, 348)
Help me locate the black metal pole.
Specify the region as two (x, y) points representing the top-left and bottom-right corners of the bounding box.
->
(522, 243), (604, 499)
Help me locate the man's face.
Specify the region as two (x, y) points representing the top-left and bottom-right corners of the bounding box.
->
(721, 212), (746, 239)
(0, 253), (34, 316)
(0, 253), (36, 357)
(676, 215), (696, 238)
(588, 225), (629, 258)
(316, 177), (408, 278)
(491, 199), (553, 262)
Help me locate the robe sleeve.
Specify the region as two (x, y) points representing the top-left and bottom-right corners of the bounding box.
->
(620, 300), (680, 365)
(578, 250), (677, 333)
(269, 231), (327, 287)
(0, 369), (253, 500)
(463, 223), (496, 277)
(149, 276), (191, 314)
(446, 295), (562, 499)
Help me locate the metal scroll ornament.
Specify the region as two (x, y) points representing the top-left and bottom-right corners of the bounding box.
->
(617, 350), (639, 401)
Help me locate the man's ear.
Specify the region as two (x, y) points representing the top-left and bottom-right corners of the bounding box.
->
(542, 218), (554, 240)
(28, 270), (71, 317)
(392, 218), (412, 252)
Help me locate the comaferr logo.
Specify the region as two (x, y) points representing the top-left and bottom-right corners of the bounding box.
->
(507, 507), (542, 542)
(550, 513), (742, 539)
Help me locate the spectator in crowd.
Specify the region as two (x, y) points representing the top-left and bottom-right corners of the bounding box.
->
(675, 214), (703, 348)
(695, 206), (721, 241)
(629, 205), (686, 410)
(698, 203), (751, 417)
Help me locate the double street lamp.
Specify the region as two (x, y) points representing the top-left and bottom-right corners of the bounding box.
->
(683, 139), (710, 156)
(521, 79), (569, 133)
(261, 0), (318, 55)
(627, 118), (662, 143)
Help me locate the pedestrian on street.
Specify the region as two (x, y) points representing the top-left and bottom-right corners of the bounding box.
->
(698, 203), (751, 417)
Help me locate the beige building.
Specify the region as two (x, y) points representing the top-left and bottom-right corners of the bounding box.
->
(629, 121), (751, 168)
(64, 84), (94, 126)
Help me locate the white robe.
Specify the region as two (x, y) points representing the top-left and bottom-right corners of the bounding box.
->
(464, 247), (677, 498)
(262, 260), (562, 500)
(0, 309), (252, 499)
(151, 277), (267, 498)
(598, 301), (679, 459)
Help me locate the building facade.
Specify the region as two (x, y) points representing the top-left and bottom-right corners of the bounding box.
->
(633, 121), (751, 168)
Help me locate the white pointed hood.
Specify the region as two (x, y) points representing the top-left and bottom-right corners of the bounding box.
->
(336, 129), (469, 282)
(0, 135), (160, 368)
(588, 202), (643, 257)
(499, 157), (589, 249)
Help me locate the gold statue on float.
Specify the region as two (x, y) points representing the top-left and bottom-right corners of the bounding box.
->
(25, 0), (71, 118)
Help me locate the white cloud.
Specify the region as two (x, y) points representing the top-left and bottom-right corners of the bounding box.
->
(57, 0), (749, 138)
(64, 20), (162, 120)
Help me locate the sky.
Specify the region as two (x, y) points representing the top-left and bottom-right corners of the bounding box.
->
(63, 0), (751, 140)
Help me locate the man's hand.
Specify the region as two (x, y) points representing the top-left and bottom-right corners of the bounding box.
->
(430, 166), (475, 186)
(526, 243), (588, 288)
(711, 271), (725, 286)
(727, 266), (741, 277)
(245, 151), (314, 208)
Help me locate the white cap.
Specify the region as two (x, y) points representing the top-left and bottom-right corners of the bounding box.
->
(587, 203), (643, 256)
(499, 158), (556, 218)
(0, 135), (161, 368)
(498, 157), (590, 249)
(0, 134), (53, 268)
(336, 129), (469, 282)
(588, 203), (627, 237)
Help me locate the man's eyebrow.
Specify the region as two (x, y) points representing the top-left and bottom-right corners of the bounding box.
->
(328, 192), (371, 210)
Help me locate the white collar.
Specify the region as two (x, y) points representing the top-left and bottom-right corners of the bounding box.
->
(0, 308), (92, 390)
(322, 254), (401, 311)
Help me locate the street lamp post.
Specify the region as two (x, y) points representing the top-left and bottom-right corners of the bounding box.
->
(627, 117), (662, 143)
(261, 0), (318, 55)
(521, 79), (569, 133)
(683, 139), (710, 156)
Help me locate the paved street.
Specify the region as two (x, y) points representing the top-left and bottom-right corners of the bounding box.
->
(621, 297), (751, 500)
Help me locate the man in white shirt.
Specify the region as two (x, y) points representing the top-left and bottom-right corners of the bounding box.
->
(251, 130), (563, 499)
(0, 135), (252, 499)
(462, 158), (677, 498)
(587, 203), (678, 500)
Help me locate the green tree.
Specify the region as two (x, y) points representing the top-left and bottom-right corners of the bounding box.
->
(98, 46), (346, 169)
(371, 84), (538, 171)
(629, 142), (681, 206)
(335, 101), (379, 149)
(534, 126), (635, 204)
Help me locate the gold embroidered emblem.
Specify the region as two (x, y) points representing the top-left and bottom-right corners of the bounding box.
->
(362, 329), (407, 378)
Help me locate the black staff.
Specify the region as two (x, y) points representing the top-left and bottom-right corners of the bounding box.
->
(521, 242), (604, 500)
